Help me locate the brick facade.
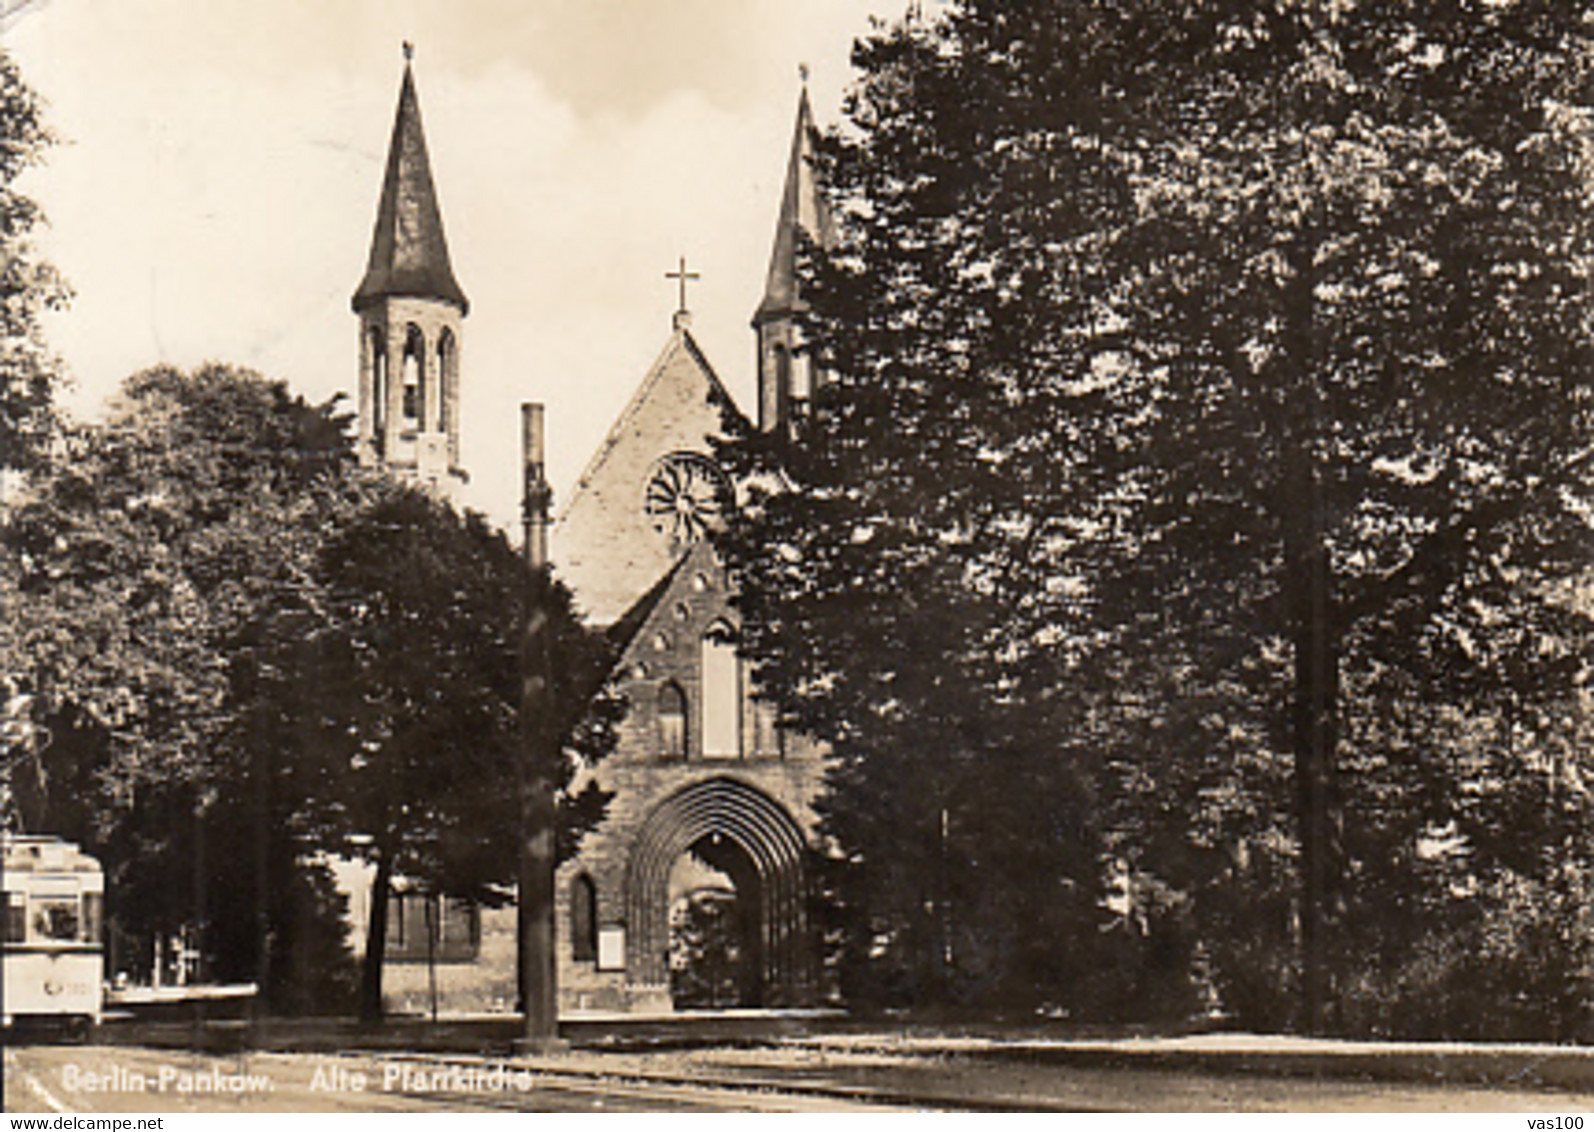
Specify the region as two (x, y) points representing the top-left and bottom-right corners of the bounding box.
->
(555, 539), (825, 1012)
(549, 323), (827, 1013)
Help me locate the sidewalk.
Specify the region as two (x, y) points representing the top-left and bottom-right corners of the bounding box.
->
(777, 1031), (1594, 1093)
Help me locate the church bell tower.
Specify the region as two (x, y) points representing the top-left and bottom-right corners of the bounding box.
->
(353, 45), (470, 497)
(752, 81), (834, 436)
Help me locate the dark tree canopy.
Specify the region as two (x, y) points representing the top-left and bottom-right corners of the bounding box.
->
(5, 364), (621, 1016)
(279, 483), (619, 893)
(0, 47), (67, 472)
(717, 0), (1594, 1034)
(2, 364), (364, 1003)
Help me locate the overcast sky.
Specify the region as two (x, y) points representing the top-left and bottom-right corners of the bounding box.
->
(5, 0), (904, 529)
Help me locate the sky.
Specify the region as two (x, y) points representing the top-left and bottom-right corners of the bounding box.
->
(4, 0), (905, 530)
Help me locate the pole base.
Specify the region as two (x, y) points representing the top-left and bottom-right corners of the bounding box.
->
(511, 1035), (570, 1056)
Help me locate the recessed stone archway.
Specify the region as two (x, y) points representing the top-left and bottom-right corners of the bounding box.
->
(625, 776), (813, 1007)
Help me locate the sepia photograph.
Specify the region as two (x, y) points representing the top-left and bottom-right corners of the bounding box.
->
(2, 0), (1593, 1117)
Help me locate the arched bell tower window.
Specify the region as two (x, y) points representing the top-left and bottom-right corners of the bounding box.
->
(402, 324), (425, 423)
(658, 682), (687, 758)
(774, 344), (793, 421)
(789, 347), (811, 405)
(436, 328), (456, 435)
(369, 326), (388, 437)
(701, 622), (742, 758)
(570, 873), (597, 963)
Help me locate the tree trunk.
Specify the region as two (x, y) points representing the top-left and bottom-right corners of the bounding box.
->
(1281, 238), (1341, 1035)
(359, 849), (394, 1023)
(253, 739), (272, 1006)
(1287, 515), (1339, 1034)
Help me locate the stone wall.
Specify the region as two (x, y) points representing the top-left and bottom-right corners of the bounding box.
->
(382, 905), (517, 1017)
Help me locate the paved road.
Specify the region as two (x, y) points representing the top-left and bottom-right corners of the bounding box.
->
(6, 1041), (1592, 1113)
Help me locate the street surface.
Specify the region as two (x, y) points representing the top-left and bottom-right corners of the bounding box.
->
(7, 1041), (1594, 1113)
(3, 1044), (892, 1114)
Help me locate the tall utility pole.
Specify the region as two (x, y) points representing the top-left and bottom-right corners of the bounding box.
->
(517, 402), (561, 1049)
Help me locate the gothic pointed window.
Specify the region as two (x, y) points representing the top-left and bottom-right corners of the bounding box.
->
(701, 622), (742, 758)
(571, 874), (597, 963)
(788, 347), (811, 405)
(775, 344), (793, 416)
(658, 681), (687, 758)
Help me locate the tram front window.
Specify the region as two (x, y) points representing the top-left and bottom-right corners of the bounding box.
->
(31, 897), (81, 942)
(5, 893), (23, 943)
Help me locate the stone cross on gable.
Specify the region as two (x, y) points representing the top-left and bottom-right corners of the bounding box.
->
(666, 256), (700, 314)
(666, 255), (701, 330)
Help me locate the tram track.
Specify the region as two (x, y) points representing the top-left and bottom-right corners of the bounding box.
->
(364, 1064), (915, 1114)
(4, 1047), (76, 1114)
(337, 1048), (1079, 1111)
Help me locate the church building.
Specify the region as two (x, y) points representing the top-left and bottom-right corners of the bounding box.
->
(350, 54), (832, 1014)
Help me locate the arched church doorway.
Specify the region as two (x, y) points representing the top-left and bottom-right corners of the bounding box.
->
(625, 777), (812, 1009)
(667, 833), (762, 1007)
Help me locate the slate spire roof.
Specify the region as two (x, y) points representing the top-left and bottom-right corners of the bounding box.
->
(754, 84), (835, 324)
(352, 58), (469, 315)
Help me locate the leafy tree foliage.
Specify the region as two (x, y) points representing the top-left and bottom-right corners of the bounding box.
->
(669, 888), (747, 1009)
(4, 365), (351, 793)
(0, 48), (67, 472)
(718, 0), (1594, 1033)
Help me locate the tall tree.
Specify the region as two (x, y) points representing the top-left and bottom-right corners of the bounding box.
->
(2, 364), (362, 1001)
(6, 364), (622, 1015)
(271, 485), (620, 1022)
(717, 6), (1152, 1014)
(0, 45), (67, 832)
(0, 47), (67, 473)
(718, 0), (1594, 1032)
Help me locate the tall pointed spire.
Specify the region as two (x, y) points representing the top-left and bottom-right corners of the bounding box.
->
(353, 52), (469, 314)
(754, 80), (834, 434)
(353, 46), (469, 500)
(754, 83), (833, 324)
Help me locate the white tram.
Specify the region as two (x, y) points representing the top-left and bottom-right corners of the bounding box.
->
(3, 834), (104, 1035)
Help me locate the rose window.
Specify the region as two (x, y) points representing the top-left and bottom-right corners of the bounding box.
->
(643, 452), (731, 546)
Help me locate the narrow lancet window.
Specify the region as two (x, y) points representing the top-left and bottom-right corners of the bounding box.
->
(701, 623), (742, 758)
(658, 682), (688, 758)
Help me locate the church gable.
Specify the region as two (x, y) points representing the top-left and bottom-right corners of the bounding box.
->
(605, 539), (770, 764)
(554, 327), (740, 625)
